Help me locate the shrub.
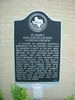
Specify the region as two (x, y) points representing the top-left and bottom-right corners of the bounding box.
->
(0, 89), (4, 100)
(11, 84), (30, 100)
(64, 94), (74, 100)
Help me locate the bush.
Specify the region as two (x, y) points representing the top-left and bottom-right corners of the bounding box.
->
(0, 89), (4, 100)
(11, 84), (30, 100)
(64, 94), (75, 100)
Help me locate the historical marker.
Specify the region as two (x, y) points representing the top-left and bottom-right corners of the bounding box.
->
(14, 11), (61, 82)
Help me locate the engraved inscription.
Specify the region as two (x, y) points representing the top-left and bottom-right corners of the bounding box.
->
(15, 34), (59, 81)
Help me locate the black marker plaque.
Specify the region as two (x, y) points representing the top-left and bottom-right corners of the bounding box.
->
(14, 11), (61, 82)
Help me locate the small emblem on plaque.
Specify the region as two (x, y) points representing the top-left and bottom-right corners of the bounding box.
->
(28, 13), (47, 32)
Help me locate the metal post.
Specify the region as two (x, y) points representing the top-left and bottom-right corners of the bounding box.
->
(32, 84), (43, 100)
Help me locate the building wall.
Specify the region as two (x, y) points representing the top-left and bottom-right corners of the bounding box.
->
(0, 0), (75, 100)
